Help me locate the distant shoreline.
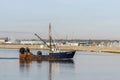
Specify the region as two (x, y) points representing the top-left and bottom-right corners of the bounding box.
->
(0, 44), (120, 53)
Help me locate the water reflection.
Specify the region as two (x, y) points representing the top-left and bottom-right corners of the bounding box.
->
(19, 59), (74, 80)
(19, 60), (32, 73)
(49, 60), (74, 80)
(49, 59), (74, 64)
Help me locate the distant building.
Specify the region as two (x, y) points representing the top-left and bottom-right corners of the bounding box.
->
(20, 40), (43, 45)
(64, 42), (78, 46)
(78, 42), (89, 46)
(0, 37), (8, 43)
(109, 41), (120, 47)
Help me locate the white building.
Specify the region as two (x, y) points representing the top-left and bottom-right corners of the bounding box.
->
(20, 40), (43, 45)
(0, 38), (8, 43)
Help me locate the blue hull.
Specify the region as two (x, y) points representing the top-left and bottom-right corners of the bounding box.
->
(49, 50), (76, 58)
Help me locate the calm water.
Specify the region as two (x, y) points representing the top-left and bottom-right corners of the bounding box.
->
(0, 49), (120, 80)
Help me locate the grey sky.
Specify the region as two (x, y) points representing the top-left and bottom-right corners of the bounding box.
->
(0, 0), (120, 39)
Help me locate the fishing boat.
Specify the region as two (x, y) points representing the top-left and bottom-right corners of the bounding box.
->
(19, 24), (75, 61)
(34, 23), (76, 59)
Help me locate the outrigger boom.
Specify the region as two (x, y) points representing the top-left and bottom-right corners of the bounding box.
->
(34, 33), (50, 48)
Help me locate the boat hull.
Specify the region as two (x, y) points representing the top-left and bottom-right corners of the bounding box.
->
(49, 50), (76, 58)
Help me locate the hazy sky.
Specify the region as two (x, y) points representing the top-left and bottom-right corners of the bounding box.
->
(0, 0), (120, 39)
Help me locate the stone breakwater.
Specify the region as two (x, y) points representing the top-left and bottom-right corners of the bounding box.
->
(0, 44), (120, 53)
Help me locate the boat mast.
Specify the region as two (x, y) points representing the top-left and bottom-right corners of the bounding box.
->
(49, 23), (52, 52)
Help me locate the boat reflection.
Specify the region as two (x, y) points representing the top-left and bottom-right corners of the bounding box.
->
(19, 60), (31, 73)
(19, 59), (32, 64)
(49, 59), (74, 80)
(19, 59), (74, 80)
(49, 59), (74, 64)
